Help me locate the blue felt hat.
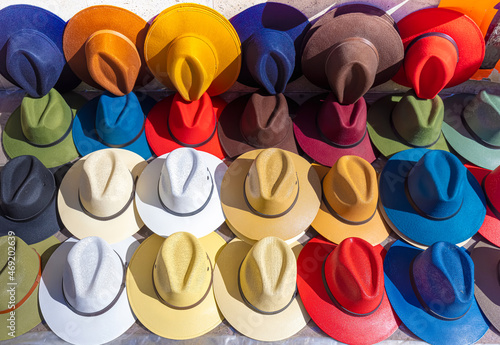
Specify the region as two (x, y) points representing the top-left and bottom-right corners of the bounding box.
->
(230, 3), (310, 94)
(72, 92), (155, 160)
(379, 148), (486, 246)
(384, 240), (488, 345)
(0, 5), (80, 97)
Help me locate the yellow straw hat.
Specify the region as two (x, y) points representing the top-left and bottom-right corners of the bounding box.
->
(144, 3), (241, 101)
(126, 232), (226, 340)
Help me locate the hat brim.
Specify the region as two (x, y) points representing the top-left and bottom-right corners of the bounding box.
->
(297, 236), (400, 344)
(145, 4), (241, 96)
(301, 4), (403, 90)
(72, 92), (155, 160)
(471, 241), (500, 333)
(145, 94), (227, 159)
(2, 92), (87, 168)
(311, 164), (391, 245)
(293, 94), (376, 167)
(135, 151), (227, 238)
(63, 5), (152, 90)
(379, 148), (486, 246)
(442, 94), (500, 170)
(126, 232), (225, 339)
(57, 149), (147, 244)
(225, 219), (306, 245)
(367, 94), (450, 158)
(217, 93), (298, 158)
(213, 238), (309, 341)
(230, 3), (309, 87)
(392, 8), (485, 89)
(221, 149), (321, 242)
(39, 236), (139, 344)
(384, 240), (488, 345)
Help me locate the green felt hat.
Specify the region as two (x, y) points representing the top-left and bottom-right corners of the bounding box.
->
(367, 90), (449, 157)
(0, 235), (60, 340)
(2, 89), (86, 168)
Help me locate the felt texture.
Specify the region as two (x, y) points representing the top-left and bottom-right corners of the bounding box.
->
(3, 90), (86, 169)
(297, 236), (399, 345)
(367, 91), (450, 158)
(379, 148), (486, 246)
(221, 148), (321, 242)
(301, 4), (403, 100)
(384, 240), (488, 345)
(213, 238), (308, 341)
(443, 92), (500, 170)
(146, 92), (226, 159)
(39, 236), (138, 345)
(217, 92), (298, 158)
(230, 3), (309, 93)
(0, 5), (81, 97)
(127, 232), (225, 340)
(293, 93), (376, 167)
(72, 92), (155, 160)
(311, 161), (391, 245)
(63, 5), (152, 93)
(392, 8), (485, 96)
(145, 4), (241, 101)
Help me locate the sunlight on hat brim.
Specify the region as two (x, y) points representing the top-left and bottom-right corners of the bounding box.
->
(126, 232), (226, 340)
(213, 238), (309, 342)
(39, 236), (139, 345)
(57, 149), (147, 244)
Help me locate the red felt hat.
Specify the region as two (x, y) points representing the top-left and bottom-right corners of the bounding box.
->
(297, 236), (400, 345)
(293, 93), (376, 167)
(392, 8), (484, 99)
(145, 92), (226, 159)
(467, 164), (500, 247)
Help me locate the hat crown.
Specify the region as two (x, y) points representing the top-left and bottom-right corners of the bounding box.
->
(0, 156), (55, 220)
(392, 90), (444, 147)
(407, 150), (465, 219)
(159, 148), (212, 215)
(463, 91), (500, 147)
(63, 236), (124, 314)
(245, 148), (299, 216)
(244, 29), (295, 95)
(412, 241), (474, 319)
(85, 29), (141, 96)
(95, 92), (144, 146)
(325, 237), (384, 314)
(153, 232), (212, 308)
(169, 92), (216, 145)
(240, 237), (297, 313)
(6, 29), (65, 97)
(323, 156), (378, 223)
(79, 150), (134, 218)
(317, 93), (367, 146)
(20, 88), (73, 146)
(240, 92), (291, 147)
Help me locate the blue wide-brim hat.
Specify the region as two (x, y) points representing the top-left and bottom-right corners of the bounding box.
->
(230, 3), (310, 94)
(72, 92), (155, 160)
(384, 240), (488, 345)
(379, 148), (486, 246)
(0, 5), (80, 97)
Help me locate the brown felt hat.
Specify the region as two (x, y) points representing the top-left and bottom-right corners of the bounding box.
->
(217, 92), (298, 158)
(301, 4), (403, 104)
(63, 5), (153, 96)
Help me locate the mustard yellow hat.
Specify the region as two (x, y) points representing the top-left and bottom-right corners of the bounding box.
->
(144, 3), (241, 101)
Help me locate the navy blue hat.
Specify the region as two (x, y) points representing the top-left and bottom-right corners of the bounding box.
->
(379, 148), (486, 246)
(384, 240), (488, 344)
(0, 5), (80, 97)
(230, 3), (310, 94)
(72, 92), (155, 160)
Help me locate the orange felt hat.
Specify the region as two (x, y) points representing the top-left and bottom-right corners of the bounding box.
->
(63, 5), (153, 96)
(392, 8), (485, 99)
